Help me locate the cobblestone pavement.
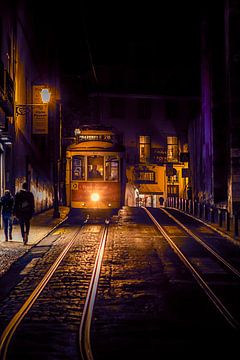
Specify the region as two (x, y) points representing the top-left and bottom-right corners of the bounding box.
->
(0, 206), (69, 278)
(92, 206), (239, 359)
(0, 205), (239, 359)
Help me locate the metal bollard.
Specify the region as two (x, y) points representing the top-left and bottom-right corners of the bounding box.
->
(203, 204), (206, 220)
(218, 209), (222, 227)
(234, 213), (239, 238)
(189, 200), (192, 214)
(226, 211), (230, 232)
(197, 203), (201, 218)
(210, 208), (214, 223)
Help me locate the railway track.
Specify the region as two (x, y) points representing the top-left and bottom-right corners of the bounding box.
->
(1, 206), (240, 359)
(0, 219), (109, 360)
(144, 206), (240, 329)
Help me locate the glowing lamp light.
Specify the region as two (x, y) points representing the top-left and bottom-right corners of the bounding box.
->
(91, 193), (100, 202)
(108, 203), (112, 207)
(40, 88), (51, 103)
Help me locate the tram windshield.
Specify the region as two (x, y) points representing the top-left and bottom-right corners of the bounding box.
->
(72, 156), (85, 180)
(88, 156), (104, 180)
(105, 156), (119, 181)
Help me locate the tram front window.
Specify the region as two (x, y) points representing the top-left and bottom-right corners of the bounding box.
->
(105, 156), (119, 181)
(88, 156), (104, 180)
(72, 156), (85, 180)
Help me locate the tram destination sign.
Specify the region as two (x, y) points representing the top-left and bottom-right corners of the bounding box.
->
(150, 147), (167, 164)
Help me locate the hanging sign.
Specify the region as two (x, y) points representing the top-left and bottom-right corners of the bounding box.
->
(32, 85), (48, 134)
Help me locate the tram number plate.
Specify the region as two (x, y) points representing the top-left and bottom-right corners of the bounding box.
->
(72, 183), (78, 190)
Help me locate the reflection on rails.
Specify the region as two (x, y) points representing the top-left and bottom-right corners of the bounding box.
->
(0, 220), (110, 360)
(143, 206), (240, 329)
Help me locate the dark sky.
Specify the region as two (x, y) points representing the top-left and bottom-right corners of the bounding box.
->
(32, 0), (206, 95)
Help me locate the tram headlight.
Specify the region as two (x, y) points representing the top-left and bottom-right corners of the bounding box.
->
(91, 193), (100, 202)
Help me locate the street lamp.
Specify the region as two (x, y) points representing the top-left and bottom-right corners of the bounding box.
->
(15, 87), (51, 115)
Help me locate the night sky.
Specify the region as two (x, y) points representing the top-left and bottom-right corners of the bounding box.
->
(32, 0), (206, 97)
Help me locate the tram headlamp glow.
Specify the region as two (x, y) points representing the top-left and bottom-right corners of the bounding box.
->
(91, 193), (100, 201)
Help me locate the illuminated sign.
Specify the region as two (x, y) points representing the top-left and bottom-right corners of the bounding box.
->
(151, 147), (167, 164)
(32, 85), (48, 134)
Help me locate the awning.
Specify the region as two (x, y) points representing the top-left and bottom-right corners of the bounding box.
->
(139, 184), (163, 195)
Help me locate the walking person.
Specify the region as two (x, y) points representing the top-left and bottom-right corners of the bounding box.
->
(0, 190), (14, 241)
(13, 182), (35, 245)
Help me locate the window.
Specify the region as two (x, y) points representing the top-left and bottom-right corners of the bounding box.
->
(137, 170), (155, 182)
(72, 156), (85, 180)
(87, 156), (104, 180)
(105, 156), (119, 181)
(167, 170), (179, 183)
(139, 135), (151, 163)
(167, 185), (179, 197)
(167, 136), (179, 162)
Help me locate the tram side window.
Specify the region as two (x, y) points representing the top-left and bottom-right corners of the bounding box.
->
(72, 156), (85, 180)
(88, 156), (104, 180)
(105, 156), (119, 181)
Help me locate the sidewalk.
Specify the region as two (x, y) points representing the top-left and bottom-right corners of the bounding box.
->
(173, 207), (240, 245)
(0, 206), (70, 278)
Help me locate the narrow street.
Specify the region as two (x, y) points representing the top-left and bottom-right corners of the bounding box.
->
(0, 206), (239, 359)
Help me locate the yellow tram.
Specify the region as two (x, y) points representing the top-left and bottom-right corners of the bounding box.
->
(65, 125), (125, 213)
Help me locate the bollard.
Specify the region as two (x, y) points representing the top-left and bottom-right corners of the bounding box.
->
(210, 208), (214, 223)
(189, 200), (192, 214)
(197, 203), (201, 218)
(218, 209), (222, 227)
(226, 211), (230, 232)
(193, 201), (197, 217)
(234, 213), (239, 238)
(203, 204), (206, 220)
(174, 197), (176, 208)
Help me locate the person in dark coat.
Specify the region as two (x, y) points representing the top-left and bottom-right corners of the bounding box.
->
(0, 190), (14, 241)
(13, 182), (35, 245)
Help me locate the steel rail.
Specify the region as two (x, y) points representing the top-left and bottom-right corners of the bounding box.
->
(161, 207), (240, 278)
(0, 228), (80, 360)
(143, 207), (240, 330)
(79, 222), (109, 360)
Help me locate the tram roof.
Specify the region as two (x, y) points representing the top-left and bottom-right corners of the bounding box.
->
(75, 124), (118, 135)
(67, 141), (125, 152)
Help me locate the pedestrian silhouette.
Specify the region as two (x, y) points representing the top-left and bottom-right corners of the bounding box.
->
(159, 196), (164, 206)
(88, 164), (102, 178)
(13, 182), (35, 245)
(0, 190), (14, 241)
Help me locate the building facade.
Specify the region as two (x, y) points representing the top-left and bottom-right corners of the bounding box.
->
(0, 1), (60, 213)
(89, 92), (199, 207)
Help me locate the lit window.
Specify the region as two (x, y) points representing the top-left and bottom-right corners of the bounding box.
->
(72, 156), (85, 180)
(88, 156), (104, 180)
(139, 135), (151, 163)
(105, 156), (119, 181)
(167, 136), (179, 162)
